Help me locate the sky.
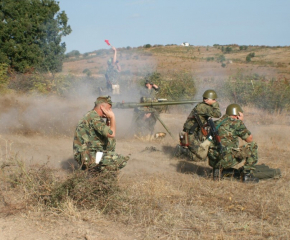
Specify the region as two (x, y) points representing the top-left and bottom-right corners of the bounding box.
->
(58, 0), (290, 54)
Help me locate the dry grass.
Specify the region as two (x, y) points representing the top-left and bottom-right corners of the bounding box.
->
(62, 45), (290, 81)
(0, 107), (289, 239)
(1, 45), (290, 238)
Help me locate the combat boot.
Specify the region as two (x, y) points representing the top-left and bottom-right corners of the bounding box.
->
(173, 145), (187, 158)
(242, 173), (259, 183)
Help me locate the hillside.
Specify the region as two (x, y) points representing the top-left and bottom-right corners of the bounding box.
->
(63, 45), (290, 80)
(0, 45), (290, 239)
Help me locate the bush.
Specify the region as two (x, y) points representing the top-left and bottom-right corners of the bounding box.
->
(0, 157), (119, 211)
(239, 45), (248, 50)
(83, 68), (92, 77)
(144, 44), (152, 48)
(206, 57), (214, 61)
(217, 55), (226, 63)
(221, 72), (290, 112)
(141, 71), (197, 101)
(246, 52), (255, 62)
(224, 47), (232, 54)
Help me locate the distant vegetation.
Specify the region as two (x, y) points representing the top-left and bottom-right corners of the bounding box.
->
(0, 0), (71, 73)
(1, 41), (290, 112)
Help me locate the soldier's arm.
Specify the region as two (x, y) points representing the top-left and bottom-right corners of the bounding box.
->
(112, 46), (117, 64)
(236, 121), (252, 143)
(100, 106), (116, 138)
(209, 102), (222, 118)
(196, 102), (221, 118)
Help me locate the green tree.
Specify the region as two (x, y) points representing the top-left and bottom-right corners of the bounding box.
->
(0, 0), (71, 73)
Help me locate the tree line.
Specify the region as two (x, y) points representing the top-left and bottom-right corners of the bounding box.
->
(0, 0), (71, 73)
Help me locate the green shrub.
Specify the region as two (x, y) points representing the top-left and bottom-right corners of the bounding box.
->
(140, 71), (197, 100)
(224, 47), (232, 53)
(206, 57), (214, 61)
(221, 72), (290, 112)
(217, 54), (226, 63)
(83, 68), (92, 77)
(0, 63), (9, 92)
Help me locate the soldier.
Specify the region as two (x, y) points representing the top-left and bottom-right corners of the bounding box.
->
(175, 89), (221, 161)
(73, 96), (129, 172)
(133, 80), (160, 137)
(105, 46), (121, 94)
(208, 103), (259, 182)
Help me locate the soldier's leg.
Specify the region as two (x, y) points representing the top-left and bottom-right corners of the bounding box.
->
(237, 141), (258, 172)
(187, 133), (203, 161)
(97, 152), (129, 172)
(214, 151), (240, 169)
(79, 150), (97, 169)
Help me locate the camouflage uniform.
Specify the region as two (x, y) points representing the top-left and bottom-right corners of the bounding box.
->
(73, 110), (128, 172)
(183, 101), (221, 160)
(133, 86), (160, 136)
(208, 114), (258, 172)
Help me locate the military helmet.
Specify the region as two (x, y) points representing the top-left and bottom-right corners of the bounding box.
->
(203, 89), (217, 99)
(145, 79), (152, 85)
(226, 103), (243, 116)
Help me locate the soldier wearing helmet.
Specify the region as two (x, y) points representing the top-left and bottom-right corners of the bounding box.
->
(208, 103), (259, 182)
(176, 89), (221, 161)
(105, 46), (121, 94)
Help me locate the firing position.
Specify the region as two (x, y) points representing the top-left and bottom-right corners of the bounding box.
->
(208, 104), (259, 182)
(73, 96), (129, 172)
(133, 79), (161, 137)
(175, 89), (221, 161)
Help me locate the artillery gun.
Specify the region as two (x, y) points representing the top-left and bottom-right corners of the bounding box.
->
(113, 98), (199, 138)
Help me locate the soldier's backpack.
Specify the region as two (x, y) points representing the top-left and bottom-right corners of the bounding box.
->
(252, 164), (281, 179)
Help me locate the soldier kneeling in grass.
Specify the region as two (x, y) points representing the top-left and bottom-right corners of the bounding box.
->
(73, 96), (129, 173)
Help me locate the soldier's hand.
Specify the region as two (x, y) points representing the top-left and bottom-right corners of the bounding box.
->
(111, 46), (116, 51)
(143, 113), (151, 119)
(101, 105), (115, 119)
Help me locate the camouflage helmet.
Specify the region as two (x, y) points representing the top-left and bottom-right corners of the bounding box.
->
(95, 95), (112, 106)
(226, 103), (243, 116)
(203, 89), (217, 99)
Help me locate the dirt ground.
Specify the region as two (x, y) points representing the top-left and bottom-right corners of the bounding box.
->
(0, 94), (289, 240)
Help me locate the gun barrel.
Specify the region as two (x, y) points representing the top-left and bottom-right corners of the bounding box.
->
(113, 100), (199, 109)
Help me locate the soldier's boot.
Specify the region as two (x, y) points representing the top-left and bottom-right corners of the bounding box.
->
(173, 144), (187, 158)
(242, 172), (259, 183)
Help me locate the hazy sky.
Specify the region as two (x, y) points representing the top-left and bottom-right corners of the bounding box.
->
(58, 0), (290, 53)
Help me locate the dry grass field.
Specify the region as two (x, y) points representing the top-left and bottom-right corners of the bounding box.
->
(0, 45), (290, 239)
